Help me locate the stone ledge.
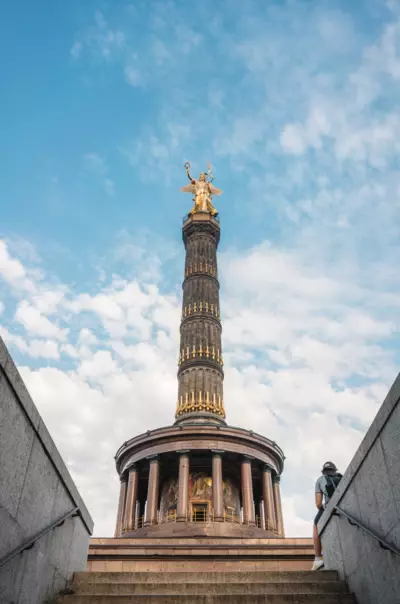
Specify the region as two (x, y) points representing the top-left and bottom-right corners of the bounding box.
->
(90, 537), (313, 546)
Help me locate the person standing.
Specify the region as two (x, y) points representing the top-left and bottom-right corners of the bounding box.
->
(312, 461), (342, 571)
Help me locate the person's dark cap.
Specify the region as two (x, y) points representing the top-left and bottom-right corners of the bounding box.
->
(322, 461), (337, 473)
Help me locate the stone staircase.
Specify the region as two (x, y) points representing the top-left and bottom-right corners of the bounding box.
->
(58, 570), (356, 603)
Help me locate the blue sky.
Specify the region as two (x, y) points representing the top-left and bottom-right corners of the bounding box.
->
(1, 0), (399, 536)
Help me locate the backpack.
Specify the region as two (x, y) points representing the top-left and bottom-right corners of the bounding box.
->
(325, 473), (342, 500)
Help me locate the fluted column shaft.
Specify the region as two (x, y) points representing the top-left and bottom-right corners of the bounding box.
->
(262, 465), (276, 532)
(273, 476), (285, 537)
(114, 475), (128, 537)
(176, 451), (190, 521)
(123, 466), (139, 532)
(241, 456), (255, 525)
(212, 451), (224, 521)
(145, 456), (160, 525)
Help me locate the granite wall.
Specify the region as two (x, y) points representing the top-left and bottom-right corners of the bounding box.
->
(0, 337), (94, 604)
(319, 373), (400, 604)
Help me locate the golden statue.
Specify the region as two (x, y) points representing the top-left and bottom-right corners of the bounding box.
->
(180, 162), (222, 216)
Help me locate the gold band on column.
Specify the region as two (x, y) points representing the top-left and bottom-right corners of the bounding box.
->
(123, 466), (138, 532)
(273, 475), (285, 537)
(145, 455), (160, 526)
(212, 450), (224, 522)
(262, 465), (276, 532)
(176, 450), (190, 521)
(114, 474), (127, 537)
(241, 456), (255, 525)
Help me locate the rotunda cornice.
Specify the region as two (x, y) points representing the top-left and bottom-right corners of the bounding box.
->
(115, 423), (285, 476)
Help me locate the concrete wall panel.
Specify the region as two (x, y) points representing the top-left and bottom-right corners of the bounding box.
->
(17, 531), (53, 604)
(357, 537), (397, 604)
(335, 514), (367, 578)
(353, 438), (397, 537)
(67, 517), (91, 577)
(380, 401), (400, 518)
(320, 373), (400, 604)
(16, 438), (60, 538)
(318, 517), (345, 579)
(0, 507), (24, 560)
(0, 337), (93, 604)
(0, 551), (26, 603)
(0, 374), (35, 518)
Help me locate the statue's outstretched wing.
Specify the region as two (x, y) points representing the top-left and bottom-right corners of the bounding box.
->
(209, 183), (223, 196)
(180, 184), (196, 193)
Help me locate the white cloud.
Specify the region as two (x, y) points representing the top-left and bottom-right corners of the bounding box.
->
(79, 350), (119, 379)
(72, 11), (125, 61)
(61, 343), (80, 359)
(124, 63), (142, 87)
(0, 241), (34, 291)
(280, 124), (306, 155)
(279, 17), (400, 167)
(0, 327), (59, 360)
(79, 328), (98, 346)
(31, 290), (66, 314)
(71, 292), (124, 321)
(15, 302), (69, 341)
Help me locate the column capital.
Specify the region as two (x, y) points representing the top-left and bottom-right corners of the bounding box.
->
(146, 454), (160, 462)
(273, 475), (281, 484)
(120, 473), (128, 483)
(211, 449), (225, 455)
(243, 454), (255, 462)
(263, 464), (273, 472)
(177, 449), (190, 455)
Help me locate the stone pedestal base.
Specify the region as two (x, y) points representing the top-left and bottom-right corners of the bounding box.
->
(87, 536), (314, 573)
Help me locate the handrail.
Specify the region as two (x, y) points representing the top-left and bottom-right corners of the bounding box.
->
(0, 506), (79, 569)
(334, 505), (400, 557)
(131, 510), (262, 530)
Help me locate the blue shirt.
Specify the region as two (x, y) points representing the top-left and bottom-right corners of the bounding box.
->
(315, 475), (334, 505)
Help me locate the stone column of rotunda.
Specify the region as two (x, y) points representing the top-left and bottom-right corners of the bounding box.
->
(175, 212), (225, 424)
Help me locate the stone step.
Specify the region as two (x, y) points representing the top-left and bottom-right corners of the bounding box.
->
(73, 571), (339, 585)
(87, 560), (314, 573)
(57, 594), (355, 604)
(68, 581), (348, 596)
